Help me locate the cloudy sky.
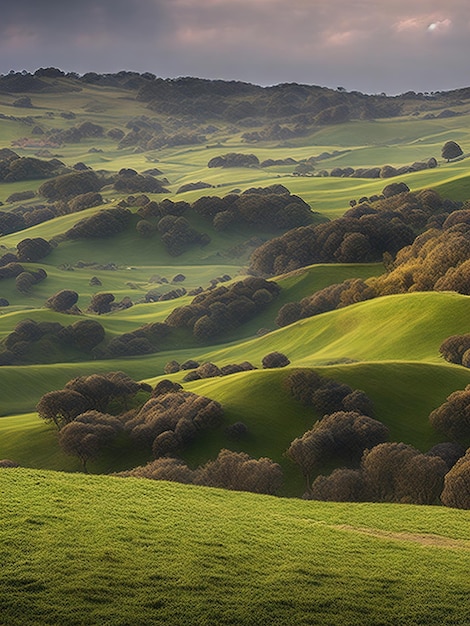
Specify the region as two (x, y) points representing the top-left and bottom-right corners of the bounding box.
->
(1, 0), (469, 94)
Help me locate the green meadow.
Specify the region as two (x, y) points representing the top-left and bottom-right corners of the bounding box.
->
(1, 469), (469, 626)
(1, 74), (470, 624)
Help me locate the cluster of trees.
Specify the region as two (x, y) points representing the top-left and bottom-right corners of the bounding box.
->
(284, 370), (374, 417)
(44, 121), (104, 145)
(38, 170), (102, 201)
(16, 237), (52, 262)
(287, 410), (389, 489)
(64, 207), (132, 239)
(103, 321), (170, 358)
(429, 386), (470, 440)
(276, 278), (375, 327)
(208, 153), (260, 168)
(323, 158), (437, 180)
(283, 371), (470, 508)
(35, 371), (150, 471)
(0, 254), (48, 296)
(132, 196), (211, 256)
(165, 276), (280, 341)
(0, 150), (65, 182)
(137, 76), (402, 126)
(1, 192), (104, 235)
(440, 334), (470, 367)
(0, 318), (106, 365)
(277, 216), (470, 325)
(308, 442), (449, 505)
(117, 449), (283, 495)
(191, 185), (314, 232)
(113, 168), (169, 194)
(37, 371), (147, 429)
(250, 187), (455, 277)
(124, 389), (224, 458)
(118, 127), (206, 151)
(157, 214), (208, 256)
(181, 361), (257, 382)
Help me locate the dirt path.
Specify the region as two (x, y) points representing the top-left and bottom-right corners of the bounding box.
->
(335, 524), (470, 549)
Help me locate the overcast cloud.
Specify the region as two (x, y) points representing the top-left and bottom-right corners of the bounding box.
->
(1, 0), (470, 94)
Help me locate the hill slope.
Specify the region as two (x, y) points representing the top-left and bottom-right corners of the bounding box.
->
(1, 469), (469, 626)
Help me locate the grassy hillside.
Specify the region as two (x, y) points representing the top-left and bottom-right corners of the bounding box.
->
(1, 469), (469, 626)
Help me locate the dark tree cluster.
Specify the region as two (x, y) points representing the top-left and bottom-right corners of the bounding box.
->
(137, 76), (401, 127)
(309, 442), (448, 505)
(287, 410), (389, 488)
(158, 214), (208, 256)
(113, 168), (169, 194)
(268, 196), (470, 326)
(208, 153), (260, 168)
(324, 158), (437, 180)
(36, 371), (147, 430)
(15, 267), (47, 294)
(0, 193), (104, 236)
(0, 150), (64, 182)
(250, 187), (454, 277)
(429, 386), (470, 441)
(276, 278), (377, 327)
(191, 185), (314, 232)
(0, 318), (106, 365)
(103, 321), (170, 358)
(58, 411), (123, 472)
(45, 289), (80, 313)
(64, 207), (132, 239)
(165, 276), (280, 341)
(116, 449), (283, 495)
(441, 140), (463, 162)
(45, 121), (104, 145)
(440, 334), (470, 367)
(284, 369), (374, 417)
(145, 287), (186, 303)
(129, 196), (210, 256)
(441, 448), (470, 509)
(124, 390), (224, 458)
(181, 360), (257, 382)
(16, 237), (52, 262)
(370, 219), (470, 296)
(39, 170), (102, 201)
(119, 127), (206, 151)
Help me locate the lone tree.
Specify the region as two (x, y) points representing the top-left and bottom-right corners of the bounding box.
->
(442, 141), (463, 162)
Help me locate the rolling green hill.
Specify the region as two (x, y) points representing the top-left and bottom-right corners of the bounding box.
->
(1, 469), (469, 626)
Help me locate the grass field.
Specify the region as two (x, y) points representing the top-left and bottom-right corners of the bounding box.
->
(1, 469), (469, 626)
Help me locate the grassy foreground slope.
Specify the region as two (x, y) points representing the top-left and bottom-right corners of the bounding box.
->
(1, 469), (469, 626)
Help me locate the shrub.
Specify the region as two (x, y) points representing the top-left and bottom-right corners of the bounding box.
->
(45, 290), (79, 313)
(440, 450), (470, 509)
(310, 468), (365, 502)
(262, 352), (290, 368)
(116, 457), (197, 483)
(17, 237), (52, 262)
(88, 292), (115, 314)
(362, 442), (447, 504)
(429, 387), (470, 440)
(196, 449), (283, 494)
